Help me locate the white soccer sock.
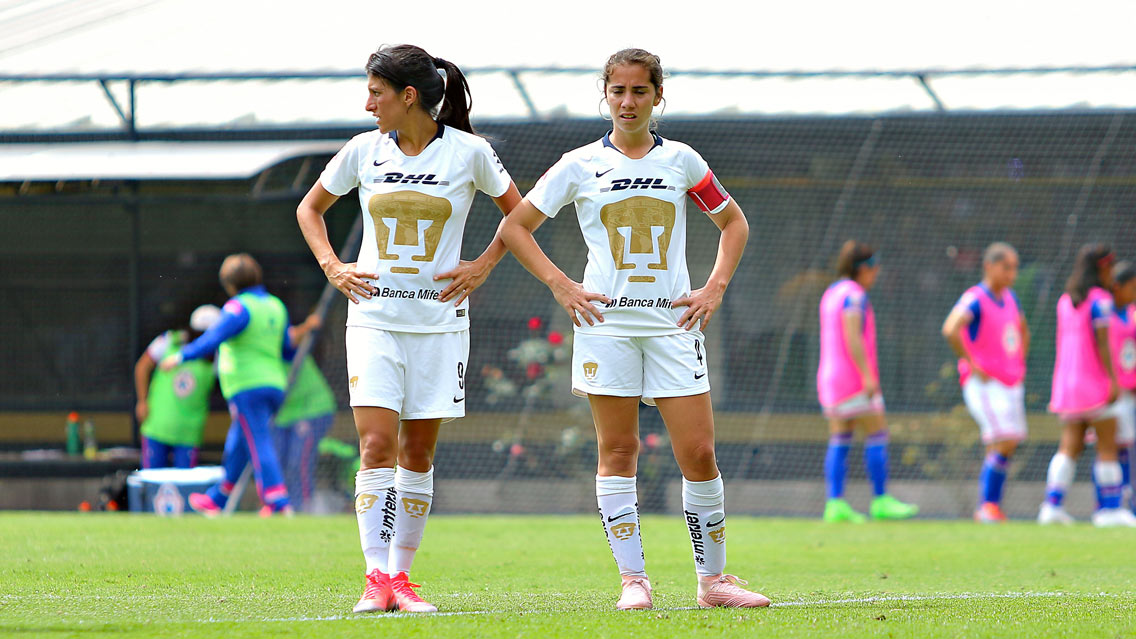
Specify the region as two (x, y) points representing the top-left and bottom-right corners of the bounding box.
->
(1046, 453), (1076, 496)
(389, 465), (434, 577)
(682, 475), (726, 578)
(596, 475), (646, 577)
(354, 467), (397, 574)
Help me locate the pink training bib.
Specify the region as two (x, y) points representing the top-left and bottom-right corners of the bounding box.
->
(958, 285), (1026, 387)
(1111, 303), (1136, 392)
(1050, 287), (1113, 414)
(817, 279), (878, 407)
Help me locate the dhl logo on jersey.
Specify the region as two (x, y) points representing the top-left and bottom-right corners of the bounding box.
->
(600, 177), (677, 193)
(374, 172), (451, 186)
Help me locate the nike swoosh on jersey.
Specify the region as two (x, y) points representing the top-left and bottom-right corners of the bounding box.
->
(453, 396), (465, 403)
(595, 168), (614, 178)
(607, 511), (635, 523)
(694, 372), (706, 380)
(373, 159), (390, 167)
(707, 517), (724, 528)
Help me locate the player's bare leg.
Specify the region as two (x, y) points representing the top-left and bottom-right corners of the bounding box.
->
(386, 418), (442, 612)
(657, 393), (769, 608)
(590, 395), (652, 610)
(976, 439), (1018, 523)
(823, 418), (863, 522)
(351, 407), (399, 613)
(1040, 422), (1085, 525)
(1089, 418), (1136, 527)
(856, 412), (918, 521)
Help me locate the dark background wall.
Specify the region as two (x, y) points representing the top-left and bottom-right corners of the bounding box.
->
(2, 112), (1134, 417)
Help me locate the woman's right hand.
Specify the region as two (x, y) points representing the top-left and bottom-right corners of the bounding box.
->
(550, 277), (610, 327)
(324, 260), (379, 304)
(969, 359), (990, 383)
(861, 375), (880, 398)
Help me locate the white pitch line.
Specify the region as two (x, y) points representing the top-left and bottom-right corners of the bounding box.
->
(768, 591), (1080, 607)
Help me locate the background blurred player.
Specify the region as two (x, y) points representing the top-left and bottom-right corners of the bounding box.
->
(941, 242), (1030, 522)
(134, 304), (221, 469)
(160, 253), (295, 517)
(502, 48), (768, 611)
(273, 314), (337, 513)
(296, 44), (521, 613)
(1041, 244), (1133, 526)
(817, 240), (918, 523)
(1107, 261), (1136, 510)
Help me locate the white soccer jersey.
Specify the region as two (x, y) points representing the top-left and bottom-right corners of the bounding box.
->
(527, 133), (730, 337)
(320, 125), (512, 333)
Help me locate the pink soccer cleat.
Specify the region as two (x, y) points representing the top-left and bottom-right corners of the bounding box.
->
(697, 574), (771, 608)
(188, 492), (222, 518)
(974, 502), (1007, 523)
(353, 569), (396, 613)
(616, 575), (653, 610)
(390, 572), (437, 613)
(258, 504), (295, 518)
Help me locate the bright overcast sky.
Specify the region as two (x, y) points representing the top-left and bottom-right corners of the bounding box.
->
(2, 0), (1134, 127)
(2, 0), (1134, 73)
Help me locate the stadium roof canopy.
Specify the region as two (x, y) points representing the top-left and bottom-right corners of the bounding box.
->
(0, 141), (342, 181)
(1, 0), (1135, 134)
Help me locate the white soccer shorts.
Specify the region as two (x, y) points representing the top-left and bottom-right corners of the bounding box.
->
(571, 331), (710, 405)
(962, 377), (1027, 444)
(345, 326), (469, 420)
(823, 392), (886, 420)
(1109, 391), (1136, 445)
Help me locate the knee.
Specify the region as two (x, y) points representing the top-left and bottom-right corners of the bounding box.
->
(397, 442), (435, 472)
(682, 440), (717, 472)
(598, 438), (640, 473)
(600, 438), (640, 462)
(358, 430), (396, 468)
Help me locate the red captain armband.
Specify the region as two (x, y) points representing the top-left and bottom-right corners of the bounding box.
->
(687, 170), (730, 213)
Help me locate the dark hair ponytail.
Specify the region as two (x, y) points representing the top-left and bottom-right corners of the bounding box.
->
(364, 45), (476, 134)
(433, 57), (475, 134)
(1114, 261), (1136, 289)
(835, 239), (876, 279)
(1065, 243), (1113, 306)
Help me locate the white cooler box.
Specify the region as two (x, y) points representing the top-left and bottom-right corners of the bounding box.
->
(126, 466), (225, 515)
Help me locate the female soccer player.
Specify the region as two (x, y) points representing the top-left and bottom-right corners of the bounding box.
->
(1107, 261), (1136, 509)
(296, 44), (520, 613)
(817, 240), (918, 523)
(941, 242), (1030, 523)
(501, 48), (768, 610)
(1041, 244), (1133, 527)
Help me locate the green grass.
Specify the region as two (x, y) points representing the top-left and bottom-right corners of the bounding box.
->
(1, 513), (1135, 638)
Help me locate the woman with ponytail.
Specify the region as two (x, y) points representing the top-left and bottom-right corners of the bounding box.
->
(502, 48), (767, 611)
(296, 44), (521, 613)
(1041, 244), (1134, 527)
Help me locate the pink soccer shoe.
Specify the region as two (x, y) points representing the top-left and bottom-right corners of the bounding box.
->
(697, 574), (771, 608)
(616, 575), (652, 610)
(390, 572), (437, 613)
(353, 569), (395, 613)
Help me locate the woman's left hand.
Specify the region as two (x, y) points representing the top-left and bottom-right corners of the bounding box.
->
(436, 258), (493, 305)
(672, 283), (725, 331)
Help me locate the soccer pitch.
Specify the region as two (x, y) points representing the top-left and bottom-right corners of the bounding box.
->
(3, 514), (1134, 638)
